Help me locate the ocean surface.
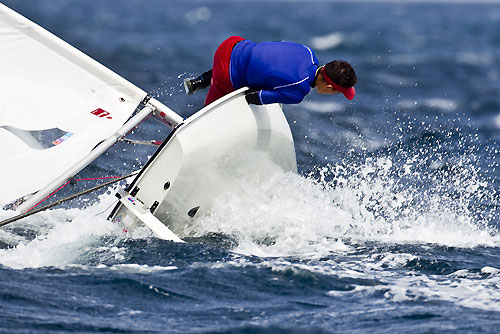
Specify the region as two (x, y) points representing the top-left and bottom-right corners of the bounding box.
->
(1, 0), (500, 333)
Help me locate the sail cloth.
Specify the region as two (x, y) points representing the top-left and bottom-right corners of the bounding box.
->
(0, 4), (147, 205)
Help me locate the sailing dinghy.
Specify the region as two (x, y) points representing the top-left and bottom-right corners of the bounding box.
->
(0, 4), (297, 242)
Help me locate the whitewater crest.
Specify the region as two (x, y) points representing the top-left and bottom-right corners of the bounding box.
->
(0, 189), (139, 269)
(0, 152), (498, 267)
(189, 155), (499, 257)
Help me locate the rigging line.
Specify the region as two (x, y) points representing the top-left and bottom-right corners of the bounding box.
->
(0, 172), (139, 228)
(153, 113), (172, 126)
(26, 175), (126, 212)
(73, 175), (126, 182)
(119, 138), (162, 146)
(124, 113), (153, 138)
(94, 199), (119, 217)
(27, 181), (70, 212)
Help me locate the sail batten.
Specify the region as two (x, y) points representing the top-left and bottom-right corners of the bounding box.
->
(0, 4), (148, 205)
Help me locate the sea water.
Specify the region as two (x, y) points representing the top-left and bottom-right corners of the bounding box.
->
(1, 0), (500, 333)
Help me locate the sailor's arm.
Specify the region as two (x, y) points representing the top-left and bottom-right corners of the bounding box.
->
(245, 87), (306, 105)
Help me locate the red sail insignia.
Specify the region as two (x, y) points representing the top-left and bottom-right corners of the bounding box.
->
(90, 108), (112, 119)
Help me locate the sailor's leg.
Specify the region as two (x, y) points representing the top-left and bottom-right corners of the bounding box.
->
(204, 78), (227, 106)
(184, 70), (212, 95)
(187, 36), (244, 103)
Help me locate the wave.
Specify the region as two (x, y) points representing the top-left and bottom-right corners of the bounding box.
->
(310, 32), (344, 51)
(0, 188), (133, 269)
(189, 155), (499, 257)
(1, 149), (498, 268)
(302, 101), (344, 113)
(398, 98), (457, 112)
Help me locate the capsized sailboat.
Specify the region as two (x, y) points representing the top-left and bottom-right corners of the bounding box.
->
(0, 4), (297, 242)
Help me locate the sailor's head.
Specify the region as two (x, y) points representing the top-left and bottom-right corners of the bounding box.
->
(315, 60), (357, 100)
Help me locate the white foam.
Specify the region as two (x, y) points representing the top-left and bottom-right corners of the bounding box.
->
(456, 52), (494, 66)
(303, 101), (343, 113)
(216, 252), (500, 313)
(107, 263), (178, 273)
(2, 153), (497, 269)
(189, 156), (499, 258)
(185, 7), (211, 25)
(1, 151), (498, 313)
(493, 113), (500, 128)
(423, 98), (457, 112)
(481, 266), (500, 275)
(0, 213), (121, 269)
(187, 154), (500, 310)
(398, 100), (420, 109)
(375, 73), (413, 86)
(0, 189), (127, 269)
(398, 98), (457, 112)
(383, 270), (500, 312)
(189, 172), (356, 258)
(310, 32), (344, 51)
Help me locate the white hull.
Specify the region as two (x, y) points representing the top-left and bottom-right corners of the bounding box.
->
(109, 88), (297, 241)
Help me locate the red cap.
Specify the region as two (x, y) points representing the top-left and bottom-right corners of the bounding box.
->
(322, 67), (356, 100)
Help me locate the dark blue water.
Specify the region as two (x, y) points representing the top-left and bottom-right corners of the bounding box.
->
(1, 0), (500, 333)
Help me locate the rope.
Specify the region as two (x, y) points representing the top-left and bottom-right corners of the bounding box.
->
(124, 113), (153, 137)
(154, 113), (172, 126)
(0, 172), (139, 228)
(120, 138), (163, 146)
(27, 175), (126, 212)
(118, 113), (171, 147)
(27, 181), (70, 212)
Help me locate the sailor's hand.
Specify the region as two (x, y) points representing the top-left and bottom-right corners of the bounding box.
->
(245, 89), (262, 105)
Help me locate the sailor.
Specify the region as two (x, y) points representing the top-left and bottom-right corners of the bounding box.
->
(184, 36), (357, 106)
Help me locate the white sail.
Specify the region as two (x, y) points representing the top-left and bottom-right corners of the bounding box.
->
(0, 4), (148, 205)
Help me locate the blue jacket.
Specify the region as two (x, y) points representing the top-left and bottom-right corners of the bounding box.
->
(230, 39), (319, 105)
